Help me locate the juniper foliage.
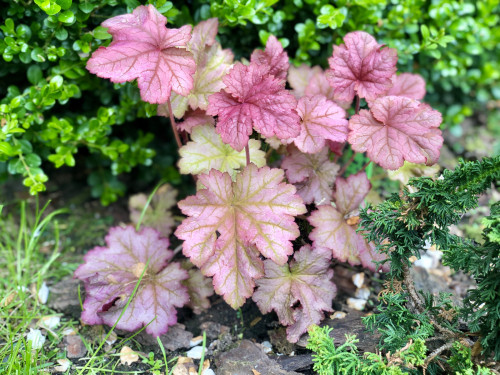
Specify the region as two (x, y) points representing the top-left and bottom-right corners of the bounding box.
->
(360, 156), (500, 360)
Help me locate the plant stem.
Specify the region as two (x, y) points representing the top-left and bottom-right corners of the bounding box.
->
(338, 152), (356, 176)
(245, 144), (250, 166)
(166, 99), (182, 150)
(355, 95), (360, 114)
(423, 341), (454, 371)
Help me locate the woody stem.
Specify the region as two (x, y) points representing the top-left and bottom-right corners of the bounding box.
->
(355, 95), (360, 114)
(167, 98), (182, 150)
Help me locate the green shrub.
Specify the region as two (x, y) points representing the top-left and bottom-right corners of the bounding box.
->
(1, 0), (498, 202)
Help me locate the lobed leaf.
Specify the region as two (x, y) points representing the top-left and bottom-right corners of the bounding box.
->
(326, 31), (397, 102)
(86, 5), (196, 104)
(309, 172), (387, 271)
(282, 146), (339, 205)
(207, 62), (300, 151)
(253, 245), (336, 343)
(348, 96), (443, 170)
(293, 95), (348, 154)
(178, 125), (265, 176)
(177, 109), (215, 134)
(74, 226), (189, 336)
(251, 35), (289, 81)
(386, 73), (426, 100)
(175, 164), (306, 308)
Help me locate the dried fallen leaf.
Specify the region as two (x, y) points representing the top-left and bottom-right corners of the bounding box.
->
(252, 370), (261, 375)
(120, 346), (139, 366)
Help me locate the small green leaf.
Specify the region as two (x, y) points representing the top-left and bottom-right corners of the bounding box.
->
(27, 66), (43, 85)
(421, 24), (430, 40)
(58, 10), (75, 24)
(50, 75), (64, 89)
(93, 26), (111, 40)
(31, 47), (46, 62)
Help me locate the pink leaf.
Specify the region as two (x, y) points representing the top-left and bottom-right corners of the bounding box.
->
(175, 164), (306, 308)
(251, 35), (289, 81)
(86, 5), (196, 104)
(253, 245), (336, 343)
(288, 64), (322, 98)
(326, 31), (397, 102)
(282, 146), (339, 205)
(327, 141), (344, 156)
(74, 226), (189, 336)
(207, 62), (300, 151)
(293, 95), (348, 154)
(309, 172), (386, 270)
(348, 96), (443, 170)
(178, 109), (215, 133)
(386, 73), (426, 100)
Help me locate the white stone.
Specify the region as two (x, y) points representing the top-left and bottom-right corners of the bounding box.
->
(202, 369), (215, 375)
(414, 254), (434, 270)
(330, 311), (347, 320)
(261, 341), (272, 353)
(352, 272), (365, 288)
(190, 336), (203, 347)
(186, 345), (205, 359)
(39, 315), (60, 330)
(38, 282), (49, 304)
(355, 287), (370, 300)
(347, 297), (367, 311)
(27, 329), (46, 350)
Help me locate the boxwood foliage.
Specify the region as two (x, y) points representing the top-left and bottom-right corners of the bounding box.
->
(1, 0), (498, 203)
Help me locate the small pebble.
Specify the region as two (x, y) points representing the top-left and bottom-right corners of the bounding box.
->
(186, 345), (205, 359)
(347, 297), (367, 311)
(352, 273), (365, 288)
(189, 336), (203, 347)
(261, 341), (272, 354)
(330, 311), (347, 319)
(355, 287), (370, 300)
(414, 254), (433, 270)
(54, 358), (71, 372)
(202, 369), (215, 375)
(38, 282), (49, 304)
(39, 315), (60, 330)
(27, 329), (45, 350)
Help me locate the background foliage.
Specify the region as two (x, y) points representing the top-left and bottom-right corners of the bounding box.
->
(1, 0), (499, 203)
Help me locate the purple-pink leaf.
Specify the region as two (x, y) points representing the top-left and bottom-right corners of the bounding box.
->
(175, 164), (306, 308)
(207, 62), (300, 151)
(326, 31), (397, 102)
(348, 96), (443, 170)
(253, 245), (336, 343)
(288, 64), (322, 98)
(282, 146), (339, 205)
(251, 35), (289, 81)
(309, 172), (386, 271)
(74, 226), (189, 336)
(386, 73), (426, 100)
(293, 95), (348, 154)
(178, 109), (215, 133)
(86, 5), (195, 104)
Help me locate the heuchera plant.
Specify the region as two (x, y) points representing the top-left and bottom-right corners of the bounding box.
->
(76, 5), (444, 342)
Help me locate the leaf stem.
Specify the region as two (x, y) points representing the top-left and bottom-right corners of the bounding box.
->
(339, 152), (356, 176)
(355, 95), (360, 114)
(166, 98), (182, 150)
(245, 144), (250, 166)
